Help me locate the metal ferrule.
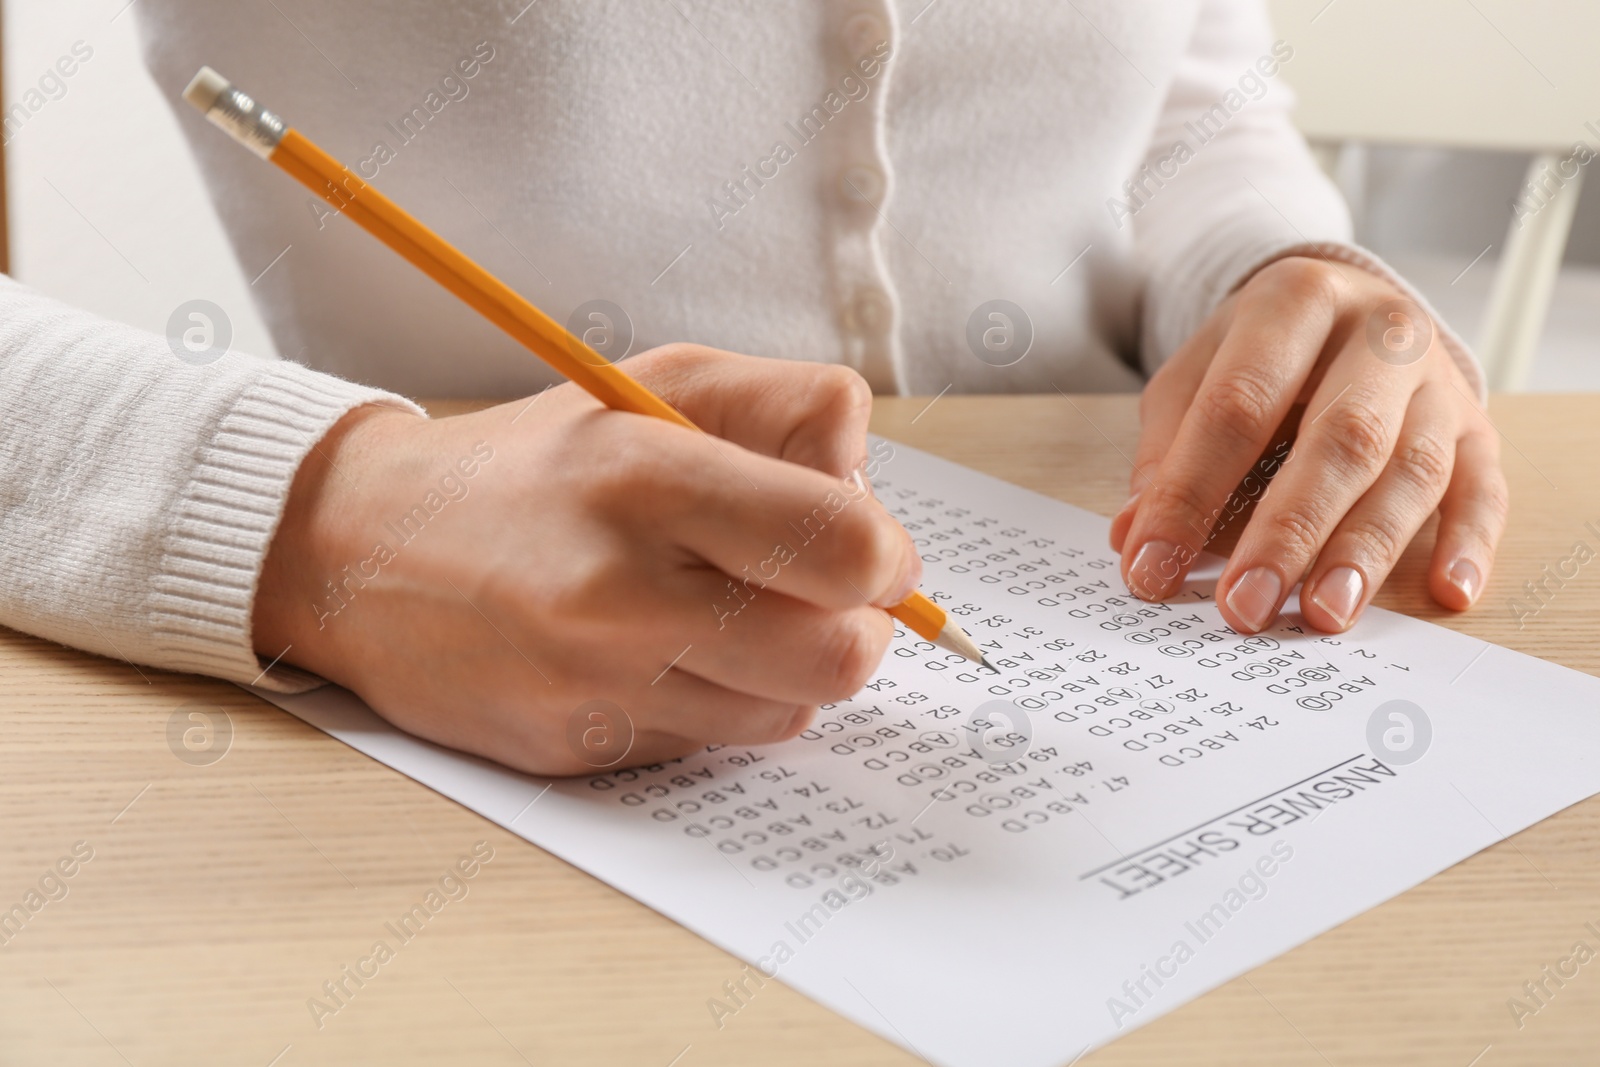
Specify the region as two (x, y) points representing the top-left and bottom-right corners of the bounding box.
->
(201, 85), (287, 159)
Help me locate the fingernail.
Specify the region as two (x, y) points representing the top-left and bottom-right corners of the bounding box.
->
(1309, 566), (1364, 629)
(878, 545), (923, 607)
(1448, 558), (1481, 603)
(1126, 539), (1181, 600)
(1116, 488), (1143, 518)
(1225, 566), (1283, 632)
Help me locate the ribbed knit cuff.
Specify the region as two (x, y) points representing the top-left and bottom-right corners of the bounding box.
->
(146, 362), (425, 693)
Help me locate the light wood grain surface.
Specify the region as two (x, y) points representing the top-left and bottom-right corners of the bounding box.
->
(2, 394), (1598, 1066)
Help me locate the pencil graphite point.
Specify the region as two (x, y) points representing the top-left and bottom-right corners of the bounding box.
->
(932, 619), (988, 667)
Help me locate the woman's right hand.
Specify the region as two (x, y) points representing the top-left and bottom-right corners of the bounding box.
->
(251, 345), (920, 776)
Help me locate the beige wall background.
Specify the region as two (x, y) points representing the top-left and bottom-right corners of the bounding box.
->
(3, 0), (278, 360)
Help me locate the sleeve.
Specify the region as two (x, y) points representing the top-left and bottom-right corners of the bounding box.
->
(1130, 0), (1485, 399)
(0, 274), (424, 692)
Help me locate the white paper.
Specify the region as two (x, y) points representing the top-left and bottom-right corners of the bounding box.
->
(255, 437), (1600, 1066)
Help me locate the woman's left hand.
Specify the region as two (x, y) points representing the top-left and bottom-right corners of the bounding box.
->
(1111, 255), (1508, 634)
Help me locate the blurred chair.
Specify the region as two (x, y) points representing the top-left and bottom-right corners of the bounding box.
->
(1267, 0), (1596, 391)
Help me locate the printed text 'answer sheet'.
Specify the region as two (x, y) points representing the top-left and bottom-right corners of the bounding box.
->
(257, 437), (1600, 1066)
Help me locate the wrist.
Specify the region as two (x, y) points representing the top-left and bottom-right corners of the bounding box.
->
(252, 403), (424, 672)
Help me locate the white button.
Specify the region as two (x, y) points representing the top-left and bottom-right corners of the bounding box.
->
(839, 164), (885, 206)
(846, 286), (892, 335)
(840, 13), (889, 60)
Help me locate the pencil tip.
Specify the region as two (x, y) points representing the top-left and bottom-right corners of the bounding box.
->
(979, 657), (997, 672)
(929, 619), (991, 668)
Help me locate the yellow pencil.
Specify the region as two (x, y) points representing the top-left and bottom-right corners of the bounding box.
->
(182, 67), (991, 669)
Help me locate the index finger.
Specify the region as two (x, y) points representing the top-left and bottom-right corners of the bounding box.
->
(1121, 262), (1340, 601)
(629, 344), (875, 479)
(606, 416), (920, 613)
(1111, 308), (1227, 553)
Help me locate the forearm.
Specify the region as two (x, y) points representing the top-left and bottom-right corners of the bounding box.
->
(0, 274), (422, 690)
(1129, 0), (1351, 371)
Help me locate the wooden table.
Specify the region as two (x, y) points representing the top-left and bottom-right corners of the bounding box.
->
(3, 394), (1598, 1066)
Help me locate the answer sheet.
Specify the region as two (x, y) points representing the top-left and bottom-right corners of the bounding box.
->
(256, 437), (1600, 1066)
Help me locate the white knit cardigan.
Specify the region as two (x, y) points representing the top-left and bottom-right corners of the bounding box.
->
(0, 0), (1478, 690)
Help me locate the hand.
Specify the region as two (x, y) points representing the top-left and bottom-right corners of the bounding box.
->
(252, 345), (920, 776)
(1111, 256), (1508, 634)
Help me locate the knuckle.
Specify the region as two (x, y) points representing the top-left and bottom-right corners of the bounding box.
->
(836, 511), (907, 598)
(1262, 503), (1325, 561)
(784, 365), (874, 472)
(1198, 371), (1279, 440)
(1142, 478), (1217, 536)
(816, 613), (886, 698)
(639, 342), (710, 373)
(532, 554), (615, 622)
(1391, 431), (1454, 494)
(1479, 478), (1512, 523)
(591, 430), (674, 503)
(595, 423), (706, 521)
(813, 364), (874, 421)
(750, 704), (806, 745)
(1341, 516), (1406, 566)
(1318, 401), (1393, 473)
(1455, 477), (1510, 546)
(629, 343), (718, 393)
(1256, 256), (1344, 311)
